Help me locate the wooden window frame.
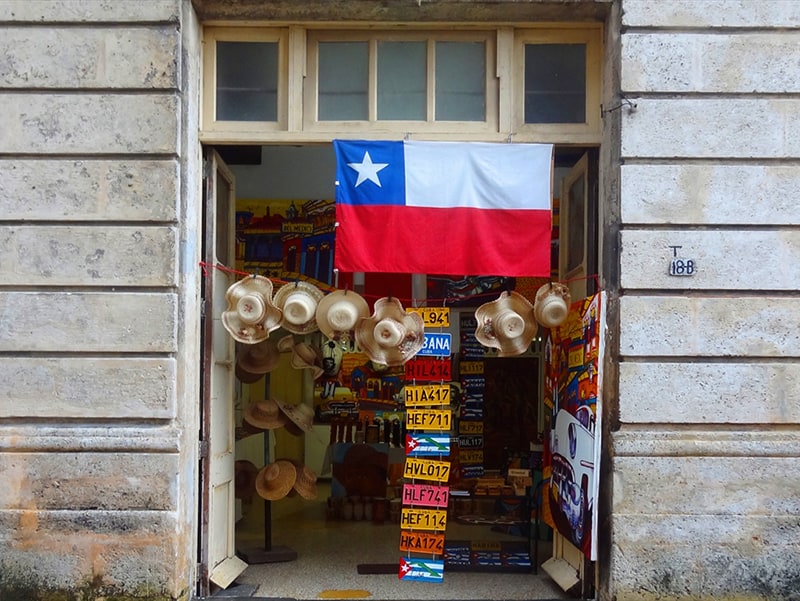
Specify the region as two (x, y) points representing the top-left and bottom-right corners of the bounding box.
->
(303, 29), (499, 135)
(513, 26), (603, 144)
(201, 27), (290, 134)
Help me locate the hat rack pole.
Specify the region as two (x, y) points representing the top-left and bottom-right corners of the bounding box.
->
(237, 429), (297, 564)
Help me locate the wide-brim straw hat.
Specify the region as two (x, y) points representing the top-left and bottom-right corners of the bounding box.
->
(289, 342), (324, 380)
(315, 289), (370, 341)
(474, 291), (537, 357)
(275, 399), (314, 436)
(236, 339), (280, 381)
(243, 399), (289, 431)
(255, 460), (296, 501)
(533, 282), (571, 328)
(273, 281), (325, 335)
(290, 462), (319, 500)
(222, 275), (283, 344)
(234, 460), (259, 500)
(355, 297), (425, 367)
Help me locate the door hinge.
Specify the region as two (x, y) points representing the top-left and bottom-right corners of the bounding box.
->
(199, 439), (209, 459)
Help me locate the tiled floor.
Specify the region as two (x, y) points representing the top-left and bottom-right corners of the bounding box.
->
(233, 490), (569, 600)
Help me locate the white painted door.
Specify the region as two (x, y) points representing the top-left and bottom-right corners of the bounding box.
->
(201, 149), (247, 591)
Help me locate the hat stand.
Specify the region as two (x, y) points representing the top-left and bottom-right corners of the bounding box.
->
(237, 429), (297, 564)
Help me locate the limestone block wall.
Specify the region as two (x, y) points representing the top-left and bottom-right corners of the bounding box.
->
(0, 1), (201, 600)
(612, 1), (800, 599)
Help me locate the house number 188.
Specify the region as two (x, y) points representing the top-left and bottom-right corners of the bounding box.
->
(669, 258), (696, 276)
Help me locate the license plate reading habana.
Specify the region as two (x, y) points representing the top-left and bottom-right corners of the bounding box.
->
(406, 409), (452, 431)
(407, 307), (450, 328)
(405, 384), (450, 407)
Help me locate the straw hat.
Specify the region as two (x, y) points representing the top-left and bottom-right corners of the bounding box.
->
(243, 399), (289, 431)
(474, 291), (537, 357)
(222, 276), (283, 344)
(289, 342), (324, 380)
(236, 339), (280, 383)
(355, 297), (425, 367)
(291, 462), (319, 500)
(255, 460), (296, 501)
(275, 399), (314, 436)
(273, 281), (324, 335)
(533, 282), (571, 328)
(315, 289), (370, 341)
(234, 460), (259, 500)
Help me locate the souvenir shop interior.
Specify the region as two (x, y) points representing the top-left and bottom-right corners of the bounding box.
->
(213, 144), (600, 600)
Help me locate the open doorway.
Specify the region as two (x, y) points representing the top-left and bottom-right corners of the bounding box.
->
(202, 143), (596, 600)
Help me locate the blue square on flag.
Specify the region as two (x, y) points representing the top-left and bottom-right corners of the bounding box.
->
(335, 140), (406, 206)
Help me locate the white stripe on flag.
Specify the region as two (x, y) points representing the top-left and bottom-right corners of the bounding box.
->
(403, 140), (552, 210)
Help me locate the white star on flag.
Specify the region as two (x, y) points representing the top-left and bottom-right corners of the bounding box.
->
(407, 438), (418, 450)
(347, 151), (389, 188)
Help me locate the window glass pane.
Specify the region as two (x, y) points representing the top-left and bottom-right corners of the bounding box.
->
(216, 41), (278, 121)
(377, 41), (426, 120)
(319, 42), (368, 120)
(435, 41), (485, 121)
(525, 44), (586, 124)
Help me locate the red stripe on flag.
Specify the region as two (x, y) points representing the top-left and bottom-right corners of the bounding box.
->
(334, 205), (551, 276)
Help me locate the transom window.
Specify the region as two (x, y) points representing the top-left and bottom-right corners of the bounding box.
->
(201, 25), (602, 143)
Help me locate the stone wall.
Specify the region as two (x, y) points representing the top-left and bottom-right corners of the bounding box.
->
(611, 1), (800, 599)
(0, 1), (200, 600)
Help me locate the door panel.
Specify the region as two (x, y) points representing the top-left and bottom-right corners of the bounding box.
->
(201, 149), (247, 591)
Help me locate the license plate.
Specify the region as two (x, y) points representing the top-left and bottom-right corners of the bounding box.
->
(403, 457), (451, 482)
(404, 384), (451, 407)
(407, 307), (450, 328)
(405, 433), (451, 457)
(458, 435), (483, 449)
(405, 357), (452, 381)
(398, 558), (444, 583)
(458, 421), (484, 435)
(402, 484), (450, 508)
(406, 409), (451, 431)
(400, 508), (448, 531)
(459, 361), (484, 375)
(418, 332), (452, 357)
(458, 449), (484, 465)
(400, 531), (445, 554)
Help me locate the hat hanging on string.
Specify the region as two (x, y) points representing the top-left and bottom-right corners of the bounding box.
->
(315, 289), (370, 342)
(355, 296), (425, 367)
(222, 275), (283, 344)
(242, 399), (289, 431)
(533, 282), (571, 328)
(273, 280), (325, 335)
(255, 460), (297, 501)
(235, 338), (281, 384)
(474, 291), (538, 357)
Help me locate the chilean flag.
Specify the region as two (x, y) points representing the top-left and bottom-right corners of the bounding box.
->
(333, 140), (553, 277)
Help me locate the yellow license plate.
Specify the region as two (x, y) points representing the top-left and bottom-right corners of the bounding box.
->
(403, 457), (451, 482)
(404, 384), (451, 407)
(400, 508), (448, 531)
(406, 409), (452, 431)
(459, 361), (484, 375)
(407, 307), (450, 328)
(459, 421), (484, 435)
(458, 450), (484, 464)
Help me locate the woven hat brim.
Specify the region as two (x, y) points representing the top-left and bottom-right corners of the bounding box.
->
(273, 281), (325, 335)
(315, 290), (370, 339)
(354, 297), (425, 366)
(474, 291), (537, 356)
(255, 460), (297, 501)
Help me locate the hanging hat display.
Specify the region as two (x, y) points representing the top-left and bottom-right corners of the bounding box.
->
(243, 399), (289, 431)
(354, 297), (425, 367)
(474, 291), (537, 357)
(255, 460), (297, 501)
(533, 282), (571, 328)
(275, 399), (314, 436)
(315, 289), (370, 341)
(234, 460), (259, 500)
(221, 275), (283, 344)
(236, 339), (280, 384)
(273, 281), (325, 335)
